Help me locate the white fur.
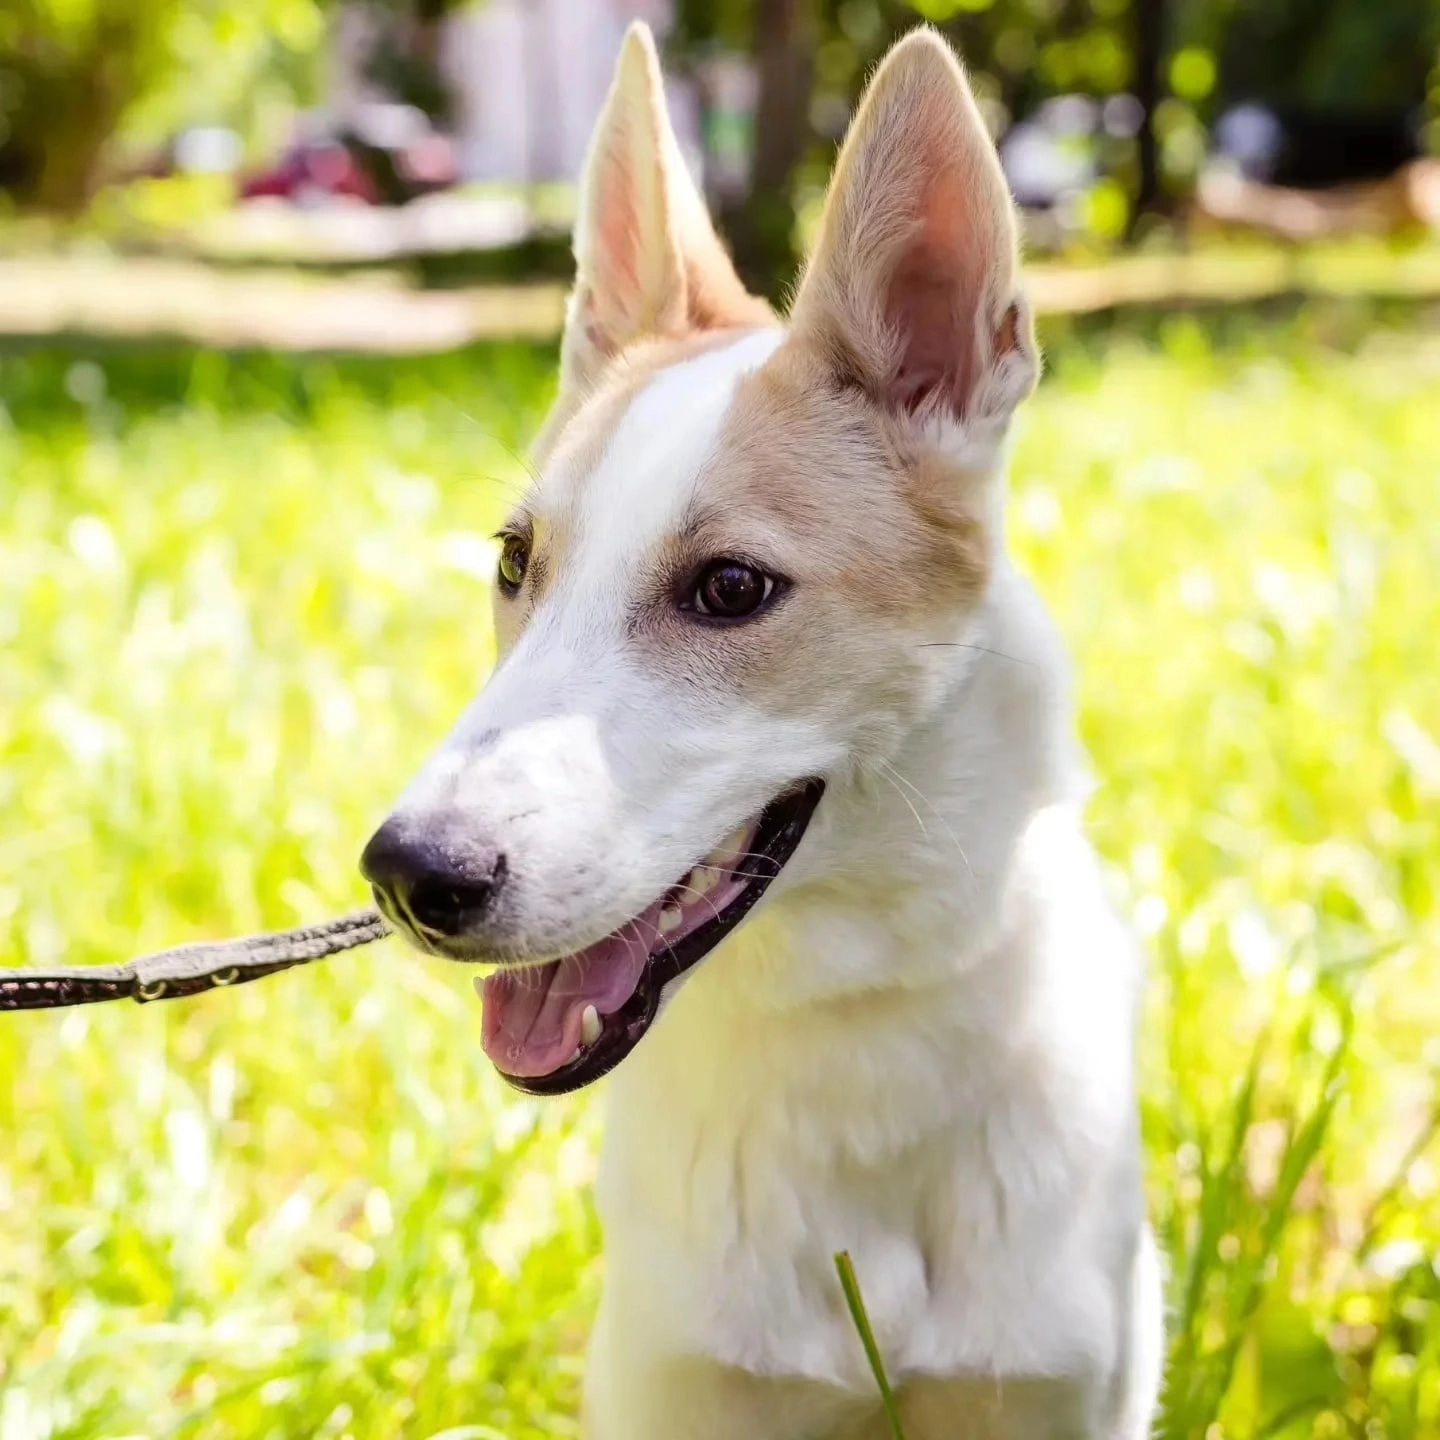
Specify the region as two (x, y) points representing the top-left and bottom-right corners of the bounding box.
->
(392, 332), (837, 964)
(400, 377), (1166, 1434)
(378, 24), (1163, 1439)
(585, 564), (1162, 1439)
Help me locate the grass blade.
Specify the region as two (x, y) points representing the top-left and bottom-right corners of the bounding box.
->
(835, 1251), (908, 1440)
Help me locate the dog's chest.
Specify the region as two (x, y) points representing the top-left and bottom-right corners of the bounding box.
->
(598, 1017), (1125, 1403)
(592, 895), (1140, 1437)
(607, 1131), (1116, 1375)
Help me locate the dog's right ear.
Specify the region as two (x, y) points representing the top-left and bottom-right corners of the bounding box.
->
(556, 23), (769, 401)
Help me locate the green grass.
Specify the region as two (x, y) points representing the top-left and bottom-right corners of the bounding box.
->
(836, 1253), (908, 1440)
(1, 306), (1438, 1439)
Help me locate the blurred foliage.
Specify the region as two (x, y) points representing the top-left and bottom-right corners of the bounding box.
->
(1188, 0), (1439, 114)
(0, 302), (1438, 1435)
(0, 0), (484, 215)
(673, 0), (1440, 281)
(123, 1), (328, 154)
(0, 0), (172, 213)
(3, 0), (1437, 257)
(0, 0), (327, 212)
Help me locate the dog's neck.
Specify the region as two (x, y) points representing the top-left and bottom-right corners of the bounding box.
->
(603, 561), (1124, 1174)
(772, 556), (1084, 997)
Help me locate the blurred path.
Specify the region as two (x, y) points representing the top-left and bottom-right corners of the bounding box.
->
(1, 246), (1438, 351)
(0, 255), (565, 351)
(0, 186), (568, 351)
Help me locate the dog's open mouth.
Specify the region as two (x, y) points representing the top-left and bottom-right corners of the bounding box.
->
(480, 779), (823, 1096)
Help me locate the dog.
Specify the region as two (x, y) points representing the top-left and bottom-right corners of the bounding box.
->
(361, 23), (1163, 1440)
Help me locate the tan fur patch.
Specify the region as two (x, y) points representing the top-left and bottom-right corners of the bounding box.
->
(612, 333), (994, 755)
(502, 29), (1021, 742)
(496, 325), (776, 653)
(505, 331), (992, 731)
(534, 325), (771, 475)
(700, 339), (991, 619)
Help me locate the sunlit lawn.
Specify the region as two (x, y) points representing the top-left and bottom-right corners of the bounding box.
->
(1, 304), (1437, 1440)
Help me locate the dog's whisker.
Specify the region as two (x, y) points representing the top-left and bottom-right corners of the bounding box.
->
(873, 758), (930, 844)
(916, 641), (1037, 670)
(477, 472), (531, 504)
(668, 879), (729, 930)
(619, 917), (649, 965)
(710, 852), (787, 886)
(714, 849), (771, 867)
(434, 398), (542, 486)
(875, 758), (975, 883)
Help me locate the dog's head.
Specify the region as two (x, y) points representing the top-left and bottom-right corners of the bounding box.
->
(362, 25), (1038, 1092)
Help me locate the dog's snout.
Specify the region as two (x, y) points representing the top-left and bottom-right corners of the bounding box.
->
(360, 818), (506, 941)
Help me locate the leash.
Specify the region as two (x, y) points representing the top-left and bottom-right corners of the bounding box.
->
(0, 909), (390, 1012)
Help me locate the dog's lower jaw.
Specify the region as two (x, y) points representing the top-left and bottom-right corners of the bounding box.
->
(584, 630), (1162, 1440)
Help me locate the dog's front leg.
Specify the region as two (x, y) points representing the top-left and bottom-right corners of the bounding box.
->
(584, 1302), (863, 1440)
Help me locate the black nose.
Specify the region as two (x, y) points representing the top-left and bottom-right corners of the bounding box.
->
(360, 818), (506, 940)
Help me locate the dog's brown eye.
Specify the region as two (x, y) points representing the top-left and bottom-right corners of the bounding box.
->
(691, 562), (775, 620)
(497, 534), (529, 593)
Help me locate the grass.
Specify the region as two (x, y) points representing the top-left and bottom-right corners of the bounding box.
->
(0, 303), (1437, 1439)
(835, 1253), (908, 1440)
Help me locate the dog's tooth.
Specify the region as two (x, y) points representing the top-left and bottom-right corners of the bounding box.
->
(708, 827), (749, 872)
(689, 865), (718, 897)
(658, 905), (683, 934)
(581, 1004), (602, 1047)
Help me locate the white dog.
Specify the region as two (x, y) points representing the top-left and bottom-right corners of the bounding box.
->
(362, 24), (1162, 1439)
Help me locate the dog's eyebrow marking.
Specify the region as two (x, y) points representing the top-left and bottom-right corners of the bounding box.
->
(668, 503), (783, 568)
(560, 328), (787, 598)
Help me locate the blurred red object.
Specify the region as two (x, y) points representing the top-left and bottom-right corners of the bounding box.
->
(239, 140), (381, 205)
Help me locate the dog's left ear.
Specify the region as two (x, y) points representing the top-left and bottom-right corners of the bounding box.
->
(557, 23), (769, 399)
(789, 29), (1037, 436)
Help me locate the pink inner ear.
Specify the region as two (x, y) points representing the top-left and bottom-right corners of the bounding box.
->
(882, 167), (993, 418)
(594, 134), (645, 299)
(886, 247), (973, 415)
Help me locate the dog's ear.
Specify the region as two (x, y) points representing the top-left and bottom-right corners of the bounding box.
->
(789, 29), (1037, 435)
(558, 23), (769, 397)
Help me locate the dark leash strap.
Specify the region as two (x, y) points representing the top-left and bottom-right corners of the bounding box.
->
(0, 908), (391, 1012)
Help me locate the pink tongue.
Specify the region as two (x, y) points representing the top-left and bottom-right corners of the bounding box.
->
(481, 917), (656, 1077)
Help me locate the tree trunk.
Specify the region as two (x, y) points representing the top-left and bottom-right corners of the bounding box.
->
(1129, 0), (1167, 238)
(722, 0), (818, 302)
(1, 15), (148, 215)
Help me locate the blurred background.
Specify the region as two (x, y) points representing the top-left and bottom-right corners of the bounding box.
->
(2, 4), (1439, 1440)
(3, 0), (1440, 319)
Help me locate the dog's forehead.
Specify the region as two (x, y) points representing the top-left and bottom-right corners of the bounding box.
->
(538, 328), (785, 573)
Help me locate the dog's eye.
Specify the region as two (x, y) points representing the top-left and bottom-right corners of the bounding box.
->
(690, 561), (776, 620)
(497, 534), (529, 593)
